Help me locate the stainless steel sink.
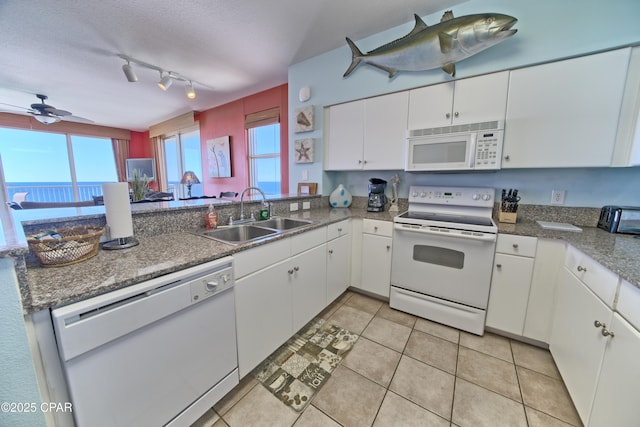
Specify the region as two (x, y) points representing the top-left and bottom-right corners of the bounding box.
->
(257, 217), (313, 230)
(201, 225), (279, 244)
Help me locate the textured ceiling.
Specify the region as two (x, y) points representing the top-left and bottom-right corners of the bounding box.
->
(0, 0), (465, 131)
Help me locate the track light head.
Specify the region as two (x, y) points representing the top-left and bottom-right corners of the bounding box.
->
(122, 61), (138, 82)
(185, 81), (196, 99)
(158, 73), (173, 91)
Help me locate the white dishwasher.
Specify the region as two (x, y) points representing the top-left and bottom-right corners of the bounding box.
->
(52, 257), (238, 427)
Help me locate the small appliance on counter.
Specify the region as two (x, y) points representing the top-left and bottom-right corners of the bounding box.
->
(367, 178), (388, 212)
(597, 206), (640, 234)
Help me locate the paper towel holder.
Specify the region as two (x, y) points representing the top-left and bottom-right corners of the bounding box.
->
(102, 234), (139, 250)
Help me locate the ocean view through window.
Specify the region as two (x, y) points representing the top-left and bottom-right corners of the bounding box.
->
(0, 128), (117, 203)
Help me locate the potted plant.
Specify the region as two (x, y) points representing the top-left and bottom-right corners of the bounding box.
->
(130, 168), (150, 201)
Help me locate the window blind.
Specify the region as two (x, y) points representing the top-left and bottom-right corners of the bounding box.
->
(244, 107), (280, 129)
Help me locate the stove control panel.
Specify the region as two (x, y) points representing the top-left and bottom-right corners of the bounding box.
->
(408, 186), (495, 207)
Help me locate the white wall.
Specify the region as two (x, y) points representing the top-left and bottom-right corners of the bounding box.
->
(288, 0), (640, 207)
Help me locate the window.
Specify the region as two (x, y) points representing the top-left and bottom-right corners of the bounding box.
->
(163, 128), (202, 198)
(0, 128), (117, 202)
(248, 123), (281, 194)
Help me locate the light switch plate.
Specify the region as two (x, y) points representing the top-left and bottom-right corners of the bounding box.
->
(290, 202), (299, 211)
(302, 201), (311, 210)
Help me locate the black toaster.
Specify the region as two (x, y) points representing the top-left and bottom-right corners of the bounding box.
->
(597, 206), (640, 234)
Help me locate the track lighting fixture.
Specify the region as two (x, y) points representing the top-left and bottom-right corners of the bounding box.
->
(122, 60), (138, 82)
(118, 54), (206, 99)
(158, 72), (173, 91)
(185, 81), (196, 99)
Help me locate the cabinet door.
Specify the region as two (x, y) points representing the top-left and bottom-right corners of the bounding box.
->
(549, 267), (613, 424)
(361, 234), (392, 298)
(363, 91), (409, 169)
(523, 239), (565, 343)
(503, 48), (630, 168)
(485, 253), (534, 336)
(235, 261), (292, 378)
(325, 101), (364, 170)
(327, 234), (350, 304)
(451, 71), (509, 125)
(407, 81), (454, 129)
(291, 244), (327, 332)
(589, 313), (640, 427)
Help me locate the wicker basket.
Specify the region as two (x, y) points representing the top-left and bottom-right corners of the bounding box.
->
(28, 226), (104, 267)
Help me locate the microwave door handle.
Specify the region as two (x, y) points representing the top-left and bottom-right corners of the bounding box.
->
(468, 133), (477, 169)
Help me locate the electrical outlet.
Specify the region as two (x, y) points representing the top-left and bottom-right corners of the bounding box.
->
(302, 201), (311, 210)
(551, 190), (566, 205)
(289, 202), (299, 212)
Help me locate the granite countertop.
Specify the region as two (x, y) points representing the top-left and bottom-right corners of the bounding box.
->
(25, 208), (393, 313)
(496, 221), (640, 288)
(21, 208), (640, 314)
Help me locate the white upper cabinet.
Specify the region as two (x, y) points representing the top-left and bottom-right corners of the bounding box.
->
(407, 71), (509, 130)
(612, 46), (640, 167)
(503, 48), (631, 168)
(325, 91), (408, 170)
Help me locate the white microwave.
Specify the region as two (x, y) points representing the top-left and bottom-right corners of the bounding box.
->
(405, 121), (504, 172)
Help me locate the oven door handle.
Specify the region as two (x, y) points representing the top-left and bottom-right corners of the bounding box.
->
(394, 224), (497, 242)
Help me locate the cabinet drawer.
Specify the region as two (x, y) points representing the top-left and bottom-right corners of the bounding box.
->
(327, 220), (350, 240)
(362, 219), (393, 237)
(291, 226), (327, 256)
(565, 245), (619, 307)
(616, 279), (640, 330)
(234, 238), (290, 279)
(496, 234), (537, 257)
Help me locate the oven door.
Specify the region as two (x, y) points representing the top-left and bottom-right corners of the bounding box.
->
(391, 223), (496, 309)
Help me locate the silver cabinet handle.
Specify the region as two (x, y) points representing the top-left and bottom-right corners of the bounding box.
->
(446, 113), (451, 119)
(374, 226), (378, 232)
(288, 269), (294, 275)
(512, 244), (519, 249)
(358, 160), (362, 164)
(337, 228), (342, 232)
(386, 245), (391, 250)
(496, 263), (502, 268)
(454, 112), (459, 118)
(294, 266), (300, 272)
(504, 155), (510, 161)
(328, 249), (334, 255)
(577, 265), (587, 272)
(594, 320), (604, 328)
(601, 328), (615, 338)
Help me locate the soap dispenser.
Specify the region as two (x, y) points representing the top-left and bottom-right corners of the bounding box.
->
(205, 204), (218, 230)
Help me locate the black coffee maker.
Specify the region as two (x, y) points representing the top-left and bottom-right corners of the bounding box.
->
(367, 178), (388, 212)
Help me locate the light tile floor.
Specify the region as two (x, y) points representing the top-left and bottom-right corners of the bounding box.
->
(193, 291), (582, 427)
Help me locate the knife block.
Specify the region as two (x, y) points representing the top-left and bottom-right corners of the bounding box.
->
(498, 209), (518, 223)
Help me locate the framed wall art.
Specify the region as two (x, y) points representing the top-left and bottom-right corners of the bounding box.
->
(294, 138), (314, 163)
(294, 105), (314, 133)
(207, 136), (232, 178)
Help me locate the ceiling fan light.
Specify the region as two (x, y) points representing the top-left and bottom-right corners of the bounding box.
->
(122, 61), (138, 82)
(158, 74), (172, 91)
(185, 81), (196, 99)
(33, 114), (61, 125)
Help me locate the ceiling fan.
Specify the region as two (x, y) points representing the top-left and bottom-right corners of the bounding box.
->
(0, 94), (93, 124)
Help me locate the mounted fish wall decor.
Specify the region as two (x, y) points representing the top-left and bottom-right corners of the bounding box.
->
(344, 10), (517, 78)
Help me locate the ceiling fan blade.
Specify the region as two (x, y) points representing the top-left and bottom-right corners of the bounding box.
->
(61, 114), (94, 124)
(43, 106), (72, 116)
(0, 101), (30, 111)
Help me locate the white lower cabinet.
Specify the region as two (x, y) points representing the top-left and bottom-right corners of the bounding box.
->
(486, 234), (537, 335)
(326, 234), (350, 304)
(292, 244), (327, 332)
(360, 220), (393, 298)
(589, 313), (640, 427)
(235, 259), (293, 378)
(550, 266), (613, 424)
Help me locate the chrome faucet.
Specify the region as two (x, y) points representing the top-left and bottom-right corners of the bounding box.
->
(239, 187), (268, 221)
